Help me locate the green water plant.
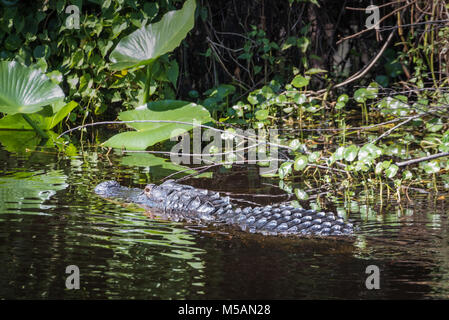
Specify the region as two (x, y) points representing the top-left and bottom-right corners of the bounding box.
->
(103, 0), (214, 150)
(103, 100), (212, 150)
(109, 0), (196, 104)
(0, 61), (66, 138)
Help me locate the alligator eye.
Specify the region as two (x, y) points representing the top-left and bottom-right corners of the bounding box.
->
(145, 187), (150, 193)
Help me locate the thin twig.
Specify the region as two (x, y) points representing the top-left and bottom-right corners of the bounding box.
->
(333, 30), (396, 89)
(371, 113), (422, 144)
(57, 119), (293, 152)
(396, 152), (449, 167)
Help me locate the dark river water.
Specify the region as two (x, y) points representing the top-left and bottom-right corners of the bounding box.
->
(1, 145), (449, 299)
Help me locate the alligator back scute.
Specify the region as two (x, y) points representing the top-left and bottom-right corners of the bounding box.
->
(150, 180), (223, 221)
(149, 181), (354, 236)
(221, 204), (353, 236)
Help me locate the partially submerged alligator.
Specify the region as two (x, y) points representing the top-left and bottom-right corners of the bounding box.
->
(94, 180), (354, 237)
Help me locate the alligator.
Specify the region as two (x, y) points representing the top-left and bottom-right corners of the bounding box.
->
(94, 180), (354, 237)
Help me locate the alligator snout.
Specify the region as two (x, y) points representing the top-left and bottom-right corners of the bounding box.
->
(94, 180), (120, 195)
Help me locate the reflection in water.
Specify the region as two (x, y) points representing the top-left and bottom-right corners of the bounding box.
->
(0, 170), (68, 216)
(0, 146), (448, 299)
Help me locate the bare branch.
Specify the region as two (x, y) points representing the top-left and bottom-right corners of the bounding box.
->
(396, 152), (449, 167)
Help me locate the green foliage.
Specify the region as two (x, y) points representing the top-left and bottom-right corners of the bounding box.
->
(109, 0), (196, 71)
(109, 0), (195, 104)
(278, 161), (293, 179)
(0, 129), (77, 154)
(0, 61), (64, 115)
(0, 0), (186, 120)
(0, 60), (74, 138)
(237, 25), (281, 75)
(103, 101), (212, 150)
(291, 75), (310, 88)
(0, 100), (78, 130)
(202, 84), (236, 113)
(294, 155), (308, 171)
(440, 131), (449, 153)
(377, 95), (411, 117)
(0, 0), (447, 195)
(102, 0), (208, 150)
(221, 72), (449, 190)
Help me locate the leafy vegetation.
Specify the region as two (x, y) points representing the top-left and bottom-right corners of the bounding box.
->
(0, 0), (448, 202)
(0, 61), (67, 137)
(109, 0), (196, 104)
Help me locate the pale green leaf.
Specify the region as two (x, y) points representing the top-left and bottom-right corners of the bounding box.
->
(103, 101), (212, 150)
(109, 0), (196, 70)
(0, 61), (65, 115)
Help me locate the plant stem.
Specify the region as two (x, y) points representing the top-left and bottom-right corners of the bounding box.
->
(21, 114), (48, 139)
(142, 61), (155, 104)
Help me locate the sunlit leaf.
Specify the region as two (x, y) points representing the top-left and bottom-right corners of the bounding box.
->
(344, 145), (359, 162)
(294, 188), (309, 200)
(103, 101), (212, 150)
(403, 170), (413, 180)
(385, 164), (399, 178)
(0, 101), (78, 130)
(422, 160), (440, 174)
(109, 0), (196, 70)
(354, 88), (368, 103)
(0, 61), (65, 115)
(291, 75), (309, 88)
(375, 162), (383, 175)
(294, 155), (308, 171)
(255, 109), (269, 120)
(278, 162), (293, 179)
(308, 151), (320, 163)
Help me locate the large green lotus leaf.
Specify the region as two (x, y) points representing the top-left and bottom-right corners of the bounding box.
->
(124, 101), (210, 130)
(145, 100), (193, 111)
(0, 61), (65, 115)
(103, 102), (212, 150)
(109, 0), (196, 70)
(0, 101), (78, 130)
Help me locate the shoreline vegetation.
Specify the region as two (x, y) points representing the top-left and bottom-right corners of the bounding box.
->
(0, 0), (448, 199)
